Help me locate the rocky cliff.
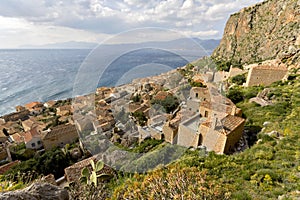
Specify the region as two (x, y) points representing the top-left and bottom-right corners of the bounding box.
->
(212, 0), (300, 66)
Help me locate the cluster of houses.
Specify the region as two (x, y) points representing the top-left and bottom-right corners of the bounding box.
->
(129, 78), (245, 154)
(85, 59), (289, 154)
(0, 58), (290, 182)
(69, 68), (246, 155)
(0, 99), (79, 165)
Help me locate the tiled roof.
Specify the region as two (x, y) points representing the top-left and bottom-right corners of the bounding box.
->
(10, 128), (40, 143)
(200, 100), (234, 114)
(201, 115), (245, 136)
(0, 161), (20, 174)
(221, 115), (245, 135)
(42, 124), (77, 140)
(24, 129), (40, 143)
(57, 105), (72, 111)
(154, 91), (170, 101)
(10, 133), (23, 143)
(25, 102), (43, 109)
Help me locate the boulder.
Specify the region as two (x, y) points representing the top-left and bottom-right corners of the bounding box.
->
(0, 182), (69, 200)
(266, 130), (280, 137)
(263, 121), (272, 127)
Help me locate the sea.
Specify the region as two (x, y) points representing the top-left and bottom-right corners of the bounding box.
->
(0, 48), (207, 116)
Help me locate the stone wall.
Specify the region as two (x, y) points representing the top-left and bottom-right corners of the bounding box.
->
(223, 121), (245, 154)
(245, 65), (288, 87)
(162, 122), (177, 144)
(42, 124), (78, 150)
(177, 124), (200, 148)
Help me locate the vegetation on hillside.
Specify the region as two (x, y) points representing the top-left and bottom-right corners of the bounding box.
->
(97, 74), (300, 200)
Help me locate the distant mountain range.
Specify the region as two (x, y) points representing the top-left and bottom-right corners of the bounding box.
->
(20, 38), (221, 51)
(20, 41), (98, 49)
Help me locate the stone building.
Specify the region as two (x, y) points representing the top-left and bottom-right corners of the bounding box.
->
(228, 66), (246, 78)
(10, 128), (43, 149)
(56, 105), (73, 116)
(187, 87), (210, 113)
(177, 114), (203, 148)
(162, 112), (183, 145)
(199, 115), (245, 154)
(176, 88), (245, 154)
(41, 124), (78, 150)
(24, 102), (44, 115)
(2, 110), (30, 123)
(245, 65), (288, 87)
(199, 97), (242, 119)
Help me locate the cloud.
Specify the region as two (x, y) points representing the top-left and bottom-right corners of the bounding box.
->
(0, 0), (263, 47)
(0, 16), (105, 48)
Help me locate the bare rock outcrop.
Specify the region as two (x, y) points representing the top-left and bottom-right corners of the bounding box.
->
(212, 0), (300, 66)
(0, 182), (69, 200)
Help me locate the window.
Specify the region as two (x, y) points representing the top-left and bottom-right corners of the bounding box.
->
(204, 111), (208, 118)
(198, 134), (203, 146)
(195, 93), (199, 98)
(37, 141), (41, 145)
(31, 143), (36, 147)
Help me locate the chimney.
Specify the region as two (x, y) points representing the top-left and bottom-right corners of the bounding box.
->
(231, 106), (236, 116)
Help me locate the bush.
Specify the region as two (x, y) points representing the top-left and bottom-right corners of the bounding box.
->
(226, 87), (244, 103)
(231, 74), (246, 85)
(132, 111), (147, 126)
(151, 95), (179, 114)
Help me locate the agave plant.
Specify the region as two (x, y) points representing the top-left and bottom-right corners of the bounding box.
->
(80, 160), (111, 187)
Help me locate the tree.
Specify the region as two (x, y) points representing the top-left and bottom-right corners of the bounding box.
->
(151, 95), (179, 114)
(226, 87), (244, 104)
(231, 74), (246, 85)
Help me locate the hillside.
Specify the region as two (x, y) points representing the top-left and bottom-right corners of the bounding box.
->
(212, 0), (300, 67)
(1, 1), (299, 199)
(110, 75), (300, 200)
(109, 1), (300, 199)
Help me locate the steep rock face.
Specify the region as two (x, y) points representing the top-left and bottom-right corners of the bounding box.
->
(212, 0), (300, 65)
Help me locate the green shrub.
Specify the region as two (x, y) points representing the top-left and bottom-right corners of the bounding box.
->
(231, 74), (246, 85)
(226, 87), (244, 103)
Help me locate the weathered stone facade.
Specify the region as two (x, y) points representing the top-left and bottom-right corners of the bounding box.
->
(199, 114), (245, 154)
(245, 65), (288, 87)
(177, 114), (201, 148)
(42, 124), (78, 150)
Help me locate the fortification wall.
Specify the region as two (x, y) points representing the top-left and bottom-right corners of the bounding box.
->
(245, 66), (288, 87)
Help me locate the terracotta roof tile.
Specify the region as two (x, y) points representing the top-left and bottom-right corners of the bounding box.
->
(42, 124), (77, 140)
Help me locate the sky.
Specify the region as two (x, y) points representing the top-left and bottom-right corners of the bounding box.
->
(0, 0), (263, 48)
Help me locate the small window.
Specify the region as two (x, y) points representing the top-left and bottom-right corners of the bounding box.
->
(204, 111), (208, 118)
(37, 141), (41, 145)
(31, 143), (36, 147)
(195, 93), (199, 98)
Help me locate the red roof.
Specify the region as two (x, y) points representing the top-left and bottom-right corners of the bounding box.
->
(0, 161), (20, 174)
(25, 102), (43, 110)
(154, 91), (170, 101)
